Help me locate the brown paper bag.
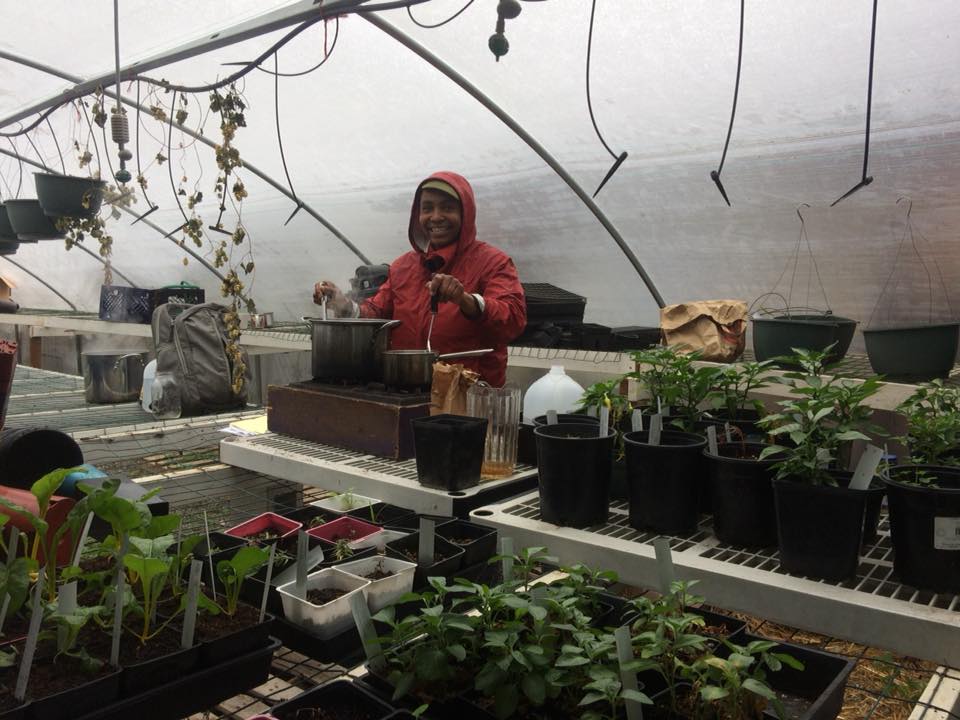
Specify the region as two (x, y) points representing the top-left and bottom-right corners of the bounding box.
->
(430, 362), (480, 416)
(659, 300), (747, 362)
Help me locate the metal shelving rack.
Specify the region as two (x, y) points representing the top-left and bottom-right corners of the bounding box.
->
(470, 492), (960, 669)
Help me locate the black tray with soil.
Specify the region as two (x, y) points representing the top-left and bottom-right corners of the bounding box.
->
(435, 520), (497, 567)
(196, 603), (274, 667)
(385, 533), (465, 589)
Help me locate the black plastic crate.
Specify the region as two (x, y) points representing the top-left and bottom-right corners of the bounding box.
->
(522, 282), (586, 324)
(611, 325), (661, 351)
(99, 284), (205, 324)
(560, 322), (613, 351)
(512, 321), (563, 348)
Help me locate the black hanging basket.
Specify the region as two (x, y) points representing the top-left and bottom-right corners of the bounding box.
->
(0, 204), (18, 240)
(863, 323), (959, 381)
(751, 311), (857, 365)
(34, 172), (106, 219)
(3, 199), (64, 241)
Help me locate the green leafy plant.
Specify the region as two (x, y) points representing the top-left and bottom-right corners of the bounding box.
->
(331, 538), (355, 562)
(896, 380), (960, 465)
(215, 545), (270, 616)
(708, 360), (773, 420)
(630, 347), (720, 432)
(123, 534), (176, 644)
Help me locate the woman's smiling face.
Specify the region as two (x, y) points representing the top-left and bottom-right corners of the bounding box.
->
(418, 188), (462, 248)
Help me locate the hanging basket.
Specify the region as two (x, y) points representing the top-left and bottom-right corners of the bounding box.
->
(34, 172), (106, 219)
(863, 323), (959, 380)
(751, 307), (857, 365)
(0, 240), (19, 256)
(3, 199), (64, 241)
(0, 204), (18, 240)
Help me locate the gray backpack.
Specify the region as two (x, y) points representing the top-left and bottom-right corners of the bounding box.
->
(151, 302), (249, 415)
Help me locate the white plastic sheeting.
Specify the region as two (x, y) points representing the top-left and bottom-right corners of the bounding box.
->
(0, 1), (958, 347)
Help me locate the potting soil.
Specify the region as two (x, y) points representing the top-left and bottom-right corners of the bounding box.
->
(306, 587), (347, 605)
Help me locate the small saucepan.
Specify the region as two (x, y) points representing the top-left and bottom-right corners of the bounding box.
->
(382, 348), (493, 389)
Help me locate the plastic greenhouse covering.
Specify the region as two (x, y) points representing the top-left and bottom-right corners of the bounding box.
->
(0, 0), (958, 350)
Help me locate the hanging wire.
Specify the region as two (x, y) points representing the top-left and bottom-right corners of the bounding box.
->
(710, 0), (744, 207)
(407, 0), (476, 28)
(241, 18), (340, 77)
(0, 103), (67, 139)
(44, 117), (66, 175)
(6, 139), (23, 197)
(785, 203), (830, 314)
(130, 80), (159, 224)
(273, 53), (303, 226)
(585, 0), (627, 198)
(831, 0), (879, 206)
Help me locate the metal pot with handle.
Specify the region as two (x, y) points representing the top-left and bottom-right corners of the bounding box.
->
(302, 317), (401, 382)
(82, 351), (149, 404)
(382, 348), (493, 389)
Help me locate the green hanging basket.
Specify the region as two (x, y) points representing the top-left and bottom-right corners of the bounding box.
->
(3, 199), (64, 241)
(34, 172), (106, 219)
(0, 205), (17, 240)
(864, 323), (959, 380)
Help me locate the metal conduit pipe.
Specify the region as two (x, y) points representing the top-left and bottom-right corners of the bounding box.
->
(0, 145), (225, 282)
(362, 14), (666, 309)
(0, 255), (77, 310)
(0, 48), (371, 265)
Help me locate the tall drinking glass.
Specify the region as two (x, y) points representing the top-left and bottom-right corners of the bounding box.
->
(467, 382), (521, 479)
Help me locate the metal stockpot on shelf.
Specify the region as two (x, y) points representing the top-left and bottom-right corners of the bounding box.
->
(302, 317), (400, 381)
(382, 348), (493, 389)
(81, 351), (148, 404)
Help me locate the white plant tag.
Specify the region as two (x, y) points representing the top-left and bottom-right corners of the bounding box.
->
(71, 512), (95, 568)
(203, 510), (217, 601)
(500, 537), (514, 582)
(724, 422), (733, 443)
(295, 531), (310, 600)
(110, 537), (129, 667)
(599, 406), (610, 437)
(418, 518), (436, 566)
(653, 538), (675, 594)
(656, 397), (662, 415)
(648, 414), (662, 446)
(615, 625), (644, 720)
(546, 410), (559, 425)
(0, 528), (21, 633)
(850, 444), (884, 491)
(56, 581), (78, 653)
(180, 559), (203, 649)
(631, 409), (643, 432)
(934, 518), (960, 551)
(706, 425), (719, 456)
(350, 590), (384, 671)
(15, 568), (45, 702)
(259, 543), (277, 624)
(587, 405), (598, 418)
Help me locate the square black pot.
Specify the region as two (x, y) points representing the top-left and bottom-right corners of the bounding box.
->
(385, 532), (465, 588)
(435, 520), (497, 567)
(412, 414), (488, 491)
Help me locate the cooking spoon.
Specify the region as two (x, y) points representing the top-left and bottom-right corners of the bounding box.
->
(426, 292), (438, 353)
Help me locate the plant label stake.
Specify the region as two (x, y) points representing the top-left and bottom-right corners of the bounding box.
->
(180, 559), (203, 649)
(0, 527), (20, 633)
(724, 422), (733, 443)
(295, 530), (309, 600)
(649, 414), (663, 446)
(706, 425), (719, 456)
(418, 518), (436, 566)
(653, 538), (675, 594)
(203, 510), (217, 602)
(56, 581), (78, 653)
(14, 567), (45, 703)
(546, 409), (558, 426)
(111, 536), (129, 668)
(500, 537), (514, 582)
(656, 397), (662, 416)
(850, 444), (884, 491)
(71, 512), (95, 568)
(349, 590), (385, 672)
(599, 406), (610, 437)
(615, 625), (644, 720)
(631, 409), (643, 432)
(587, 405), (598, 418)
(259, 543), (277, 624)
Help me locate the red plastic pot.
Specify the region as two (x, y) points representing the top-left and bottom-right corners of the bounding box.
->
(224, 512), (301, 543)
(0, 486), (76, 565)
(306, 516), (380, 544)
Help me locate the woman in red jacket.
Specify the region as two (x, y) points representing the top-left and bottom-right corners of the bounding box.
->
(314, 172), (526, 387)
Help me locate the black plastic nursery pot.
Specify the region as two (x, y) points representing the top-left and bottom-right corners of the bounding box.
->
(120, 643), (200, 697)
(752, 314), (857, 365)
(411, 414), (488, 491)
(385, 532), (465, 588)
(704, 442), (779, 547)
(34, 173), (106, 219)
(704, 407), (767, 443)
(435, 519), (497, 567)
(531, 413), (600, 427)
(624, 430), (707, 535)
(829, 470), (885, 546)
(348, 502), (417, 527)
(197, 611), (275, 668)
(863, 323), (960, 381)
(1, 199), (64, 240)
(28, 669), (122, 720)
(773, 478), (867, 581)
(534, 423), (614, 528)
(270, 678), (395, 720)
(516, 422), (537, 466)
(883, 465), (960, 593)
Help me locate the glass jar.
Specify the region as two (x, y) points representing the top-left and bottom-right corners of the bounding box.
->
(149, 371), (181, 420)
(466, 382), (521, 479)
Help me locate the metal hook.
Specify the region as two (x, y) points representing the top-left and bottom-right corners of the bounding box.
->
(896, 196), (913, 219)
(795, 203), (811, 224)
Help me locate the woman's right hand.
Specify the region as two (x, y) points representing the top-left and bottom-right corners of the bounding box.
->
(313, 281), (353, 316)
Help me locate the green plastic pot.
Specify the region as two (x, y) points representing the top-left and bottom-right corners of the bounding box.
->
(863, 323), (959, 381)
(3, 199), (63, 240)
(752, 314), (856, 365)
(0, 205), (18, 240)
(34, 172), (106, 218)
(0, 240), (19, 256)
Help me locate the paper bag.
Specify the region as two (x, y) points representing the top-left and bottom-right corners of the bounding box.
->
(430, 362), (480, 416)
(660, 300), (747, 362)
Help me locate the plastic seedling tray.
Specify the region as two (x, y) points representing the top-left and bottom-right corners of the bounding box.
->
(335, 555), (417, 613)
(276, 567), (369, 640)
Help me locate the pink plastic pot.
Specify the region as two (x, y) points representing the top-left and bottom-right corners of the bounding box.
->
(306, 516), (380, 544)
(224, 512), (301, 543)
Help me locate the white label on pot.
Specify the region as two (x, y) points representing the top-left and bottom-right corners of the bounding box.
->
(648, 414), (662, 446)
(546, 410), (558, 425)
(587, 405), (598, 418)
(934, 518), (960, 550)
(500, 537), (514, 582)
(614, 626), (644, 720)
(706, 425), (719, 456)
(724, 423), (733, 443)
(599, 406), (610, 437)
(419, 518), (436, 566)
(653, 538), (675, 594)
(850, 444), (884, 491)
(631, 409), (643, 432)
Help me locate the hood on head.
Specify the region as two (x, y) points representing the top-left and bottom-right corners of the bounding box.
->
(408, 171), (477, 270)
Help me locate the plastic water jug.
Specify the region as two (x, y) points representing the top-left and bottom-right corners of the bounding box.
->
(521, 366), (585, 424)
(140, 359), (157, 412)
